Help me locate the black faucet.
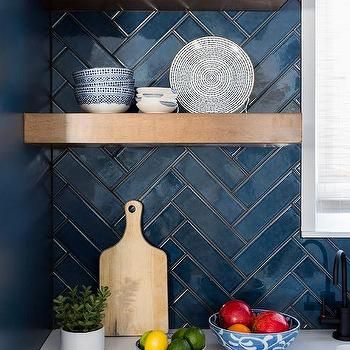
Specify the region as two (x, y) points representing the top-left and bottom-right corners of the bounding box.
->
(320, 250), (350, 340)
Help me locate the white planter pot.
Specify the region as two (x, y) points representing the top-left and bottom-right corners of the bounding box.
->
(61, 327), (105, 350)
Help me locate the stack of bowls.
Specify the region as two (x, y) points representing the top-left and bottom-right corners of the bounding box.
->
(136, 87), (178, 113)
(73, 68), (135, 113)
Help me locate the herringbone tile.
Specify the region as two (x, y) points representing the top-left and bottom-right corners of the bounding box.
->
(51, 1), (349, 329)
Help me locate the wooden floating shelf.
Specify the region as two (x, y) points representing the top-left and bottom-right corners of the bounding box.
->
(24, 113), (301, 145)
(44, 0), (287, 11)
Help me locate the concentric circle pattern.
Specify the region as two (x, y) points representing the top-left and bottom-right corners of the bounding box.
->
(170, 37), (254, 113)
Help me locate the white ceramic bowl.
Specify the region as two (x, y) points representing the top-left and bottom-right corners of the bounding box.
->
(136, 87), (177, 95)
(136, 93), (178, 100)
(137, 99), (178, 113)
(81, 103), (131, 113)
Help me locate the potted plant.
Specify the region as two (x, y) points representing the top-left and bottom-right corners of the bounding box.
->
(54, 285), (111, 350)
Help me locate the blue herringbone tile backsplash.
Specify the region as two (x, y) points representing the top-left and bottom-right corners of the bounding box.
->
(51, 0), (349, 329)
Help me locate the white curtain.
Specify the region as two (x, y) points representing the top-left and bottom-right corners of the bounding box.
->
(316, 0), (350, 203)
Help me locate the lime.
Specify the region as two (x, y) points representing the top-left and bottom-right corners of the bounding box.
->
(184, 328), (205, 350)
(145, 330), (168, 350)
(168, 338), (192, 350)
(171, 328), (187, 341)
(140, 330), (152, 349)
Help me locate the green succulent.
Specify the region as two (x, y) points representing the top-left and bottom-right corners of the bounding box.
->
(53, 285), (111, 333)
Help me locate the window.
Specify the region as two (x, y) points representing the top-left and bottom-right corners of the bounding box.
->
(302, 0), (350, 236)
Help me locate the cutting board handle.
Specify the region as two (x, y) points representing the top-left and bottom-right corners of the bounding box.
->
(123, 200), (144, 242)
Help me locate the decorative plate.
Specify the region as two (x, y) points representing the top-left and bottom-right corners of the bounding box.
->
(170, 36), (254, 113)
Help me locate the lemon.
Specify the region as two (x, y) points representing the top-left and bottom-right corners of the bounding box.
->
(184, 328), (205, 350)
(140, 330), (152, 349)
(171, 328), (187, 341)
(145, 330), (168, 350)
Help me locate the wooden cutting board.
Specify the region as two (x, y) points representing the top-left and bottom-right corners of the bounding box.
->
(100, 200), (168, 336)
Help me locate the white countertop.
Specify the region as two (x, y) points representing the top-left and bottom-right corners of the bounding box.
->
(41, 329), (350, 350)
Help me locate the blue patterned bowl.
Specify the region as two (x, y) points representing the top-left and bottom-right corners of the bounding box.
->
(209, 310), (300, 350)
(73, 68), (134, 85)
(75, 80), (135, 89)
(75, 86), (135, 96)
(75, 92), (134, 104)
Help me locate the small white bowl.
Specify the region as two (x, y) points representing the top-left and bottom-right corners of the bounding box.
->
(136, 87), (176, 95)
(81, 103), (131, 113)
(136, 93), (178, 99)
(137, 100), (178, 113)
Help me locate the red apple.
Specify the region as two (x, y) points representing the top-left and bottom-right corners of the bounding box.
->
(252, 311), (289, 333)
(219, 300), (253, 328)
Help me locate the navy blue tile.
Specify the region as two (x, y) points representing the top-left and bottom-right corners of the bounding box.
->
(53, 84), (81, 112)
(175, 154), (243, 223)
(243, 0), (300, 64)
(176, 16), (208, 42)
(235, 241), (304, 304)
(192, 12), (246, 44)
(236, 173), (300, 239)
(190, 147), (246, 190)
(142, 172), (184, 222)
(293, 292), (325, 328)
(174, 188), (244, 258)
(236, 11), (272, 34)
(53, 275), (67, 297)
(235, 208), (300, 274)
(55, 221), (100, 275)
(115, 12), (151, 34)
(174, 257), (229, 310)
(53, 172), (66, 194)
(236, 147), (276, 172)
(71, 12), (125, 52)
(53, 205), (66, 230)
(236, 145), (300, 206)
(52, 69), (66, 92)
(251, 34), (300, 100)
(56, 153), (123, 223)
(249, 68), (300, 112)
(72, 147), (125, 188)
(115, 12), (184, 67)
(162, 239), (185, 265)
(257, 274), (304, 310)
(297, 238), (339, 277)
(294, 259), (342, 303)
(55, 255), (96, 291)
(174, 223), (243, 292)
(174, 292), (211, 328)
(116, 147), (152, 170)
(52, 34), (65, 58)
(144, 205), (184, 246)
(115, 147), (184, 200)
(134, 34), (184, 86)
(169, 309), (186, 328)
(169, 274), (186, 301)
(54, 241), (66, 264)
(55, 186), (118, 250)
(54, 14), (118, 67)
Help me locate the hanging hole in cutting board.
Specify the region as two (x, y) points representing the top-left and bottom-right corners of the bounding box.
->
(128, 205), (136, 213)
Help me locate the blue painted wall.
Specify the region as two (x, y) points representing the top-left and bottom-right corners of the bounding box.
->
(0, 1), (51, 348)
(51, 0), (350, 329)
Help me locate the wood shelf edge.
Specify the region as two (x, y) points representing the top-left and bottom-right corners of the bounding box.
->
(24, 112), (302, 145)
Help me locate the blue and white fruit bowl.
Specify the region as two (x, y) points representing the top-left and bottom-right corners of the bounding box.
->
(209, 310), (300, 350)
